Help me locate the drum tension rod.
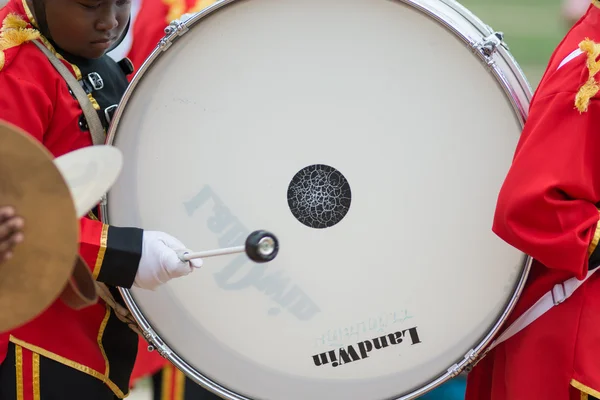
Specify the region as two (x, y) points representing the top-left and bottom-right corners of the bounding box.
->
(177, 230), (279, 263)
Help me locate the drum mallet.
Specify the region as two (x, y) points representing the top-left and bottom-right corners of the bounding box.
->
(177, 230), (279, 263)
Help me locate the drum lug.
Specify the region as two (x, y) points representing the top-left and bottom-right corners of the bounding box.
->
(463, 348), (485, 372)
(463, 348), (477, 364)
(159, 19), (190, 52)
(475, 31), (508, 59)
(446, 363), (462, 378)
(143, 329), (172, 358)
(447, 348), (478, 377)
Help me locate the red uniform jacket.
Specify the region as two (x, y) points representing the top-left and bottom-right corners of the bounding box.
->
(466, 3), (600, 399)
(127, 0), (216, 71)
(0, 0), (143, 397)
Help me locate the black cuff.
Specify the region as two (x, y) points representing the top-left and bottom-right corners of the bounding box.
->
(96, 226), (143, 288)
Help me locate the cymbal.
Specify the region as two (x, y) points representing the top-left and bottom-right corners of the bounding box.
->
(0, 121), (79, 331)
(53, 145), (123, 218)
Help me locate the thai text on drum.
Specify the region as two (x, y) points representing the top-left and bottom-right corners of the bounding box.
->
(314, 309), (414, 349)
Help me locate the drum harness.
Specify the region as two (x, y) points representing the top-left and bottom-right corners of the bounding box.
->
(465, 265), (600, 369)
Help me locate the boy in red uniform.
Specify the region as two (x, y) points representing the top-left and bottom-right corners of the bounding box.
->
(465, 1), (600, 399)
(0, 0), (203, 398)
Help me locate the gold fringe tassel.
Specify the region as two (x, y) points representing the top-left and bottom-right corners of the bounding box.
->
(188, 0), (217, 14)
(163, 0), (217, 23)
(164, 0), (186, 23)
(575, 38), (600, 113)
(0, 13), (39, 72)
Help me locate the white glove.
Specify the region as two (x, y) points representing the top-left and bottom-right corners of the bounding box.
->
(134, 231), (202, 290)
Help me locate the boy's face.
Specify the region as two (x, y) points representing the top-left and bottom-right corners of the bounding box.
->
(40, 0), (131, 59)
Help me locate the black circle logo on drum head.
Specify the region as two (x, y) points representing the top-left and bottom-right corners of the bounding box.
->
(287, 164), (351, 229)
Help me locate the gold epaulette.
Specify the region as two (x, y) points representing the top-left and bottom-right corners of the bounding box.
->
(0, 13), (39, 72)
(188, 0), (217, 14)
(575, 38), (600, 113)
(163, 0), (186, 23)
(163, 0), (217, 24)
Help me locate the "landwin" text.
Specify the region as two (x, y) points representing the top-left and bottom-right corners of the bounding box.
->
(312, 327), (422, 368)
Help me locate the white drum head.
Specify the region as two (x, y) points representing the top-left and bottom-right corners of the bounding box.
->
(106, 0), (530, 399)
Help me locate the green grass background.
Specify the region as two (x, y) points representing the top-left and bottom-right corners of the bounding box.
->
(458, 0), (574, 89)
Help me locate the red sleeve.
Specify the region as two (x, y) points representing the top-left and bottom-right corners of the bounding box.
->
(493, 92), (600, 279)
(0, 61), (143, 288)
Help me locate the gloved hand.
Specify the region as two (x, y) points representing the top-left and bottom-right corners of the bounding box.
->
(134, 231), (202, 290)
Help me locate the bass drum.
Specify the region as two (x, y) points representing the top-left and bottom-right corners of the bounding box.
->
(103, 0), (532, 398)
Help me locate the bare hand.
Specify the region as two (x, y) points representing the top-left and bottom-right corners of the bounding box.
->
(0, 207), (24, 263)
